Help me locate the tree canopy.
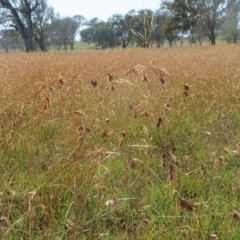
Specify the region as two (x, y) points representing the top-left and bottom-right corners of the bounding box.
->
(0, 0), (239, 52)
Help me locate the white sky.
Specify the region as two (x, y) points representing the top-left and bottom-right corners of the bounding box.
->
(47, 0), (161, 21)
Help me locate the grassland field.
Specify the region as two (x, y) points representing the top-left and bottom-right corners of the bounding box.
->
(1, 45), (240, 239)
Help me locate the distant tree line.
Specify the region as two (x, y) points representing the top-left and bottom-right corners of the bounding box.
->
(0, 0), (84, 52)
(0, 0), (239, 52)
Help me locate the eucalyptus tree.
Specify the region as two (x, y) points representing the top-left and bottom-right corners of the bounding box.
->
(50, 17), (71, 50)
(163, 15), (178, 46)
(32, 0), (54, 50)
(199, 0), (227, 44)
(0, 28), (23, 52)
(80, 27), (94, 45)
(50, 15), (84, 50)
(93, 22), (119, 49)
(80, 18), (102, 47)
(69, 15), (85, 50)
(221, 0), (240, 43)
(0, 0), (42, 51)
(153, 10), (167, 47)
(80, 18), (119, 49)
(163, 0), (228, 45)
(108, 13), (133, 49)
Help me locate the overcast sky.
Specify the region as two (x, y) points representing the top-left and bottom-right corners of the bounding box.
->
(47, 0), (161, 21)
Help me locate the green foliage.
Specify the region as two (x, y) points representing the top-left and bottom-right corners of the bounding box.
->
(221, 0), (240, 43)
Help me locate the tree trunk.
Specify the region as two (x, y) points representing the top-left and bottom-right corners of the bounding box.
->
(64, 42), (67, 51)
(0, 0), (40, 52)
(209, 0), (216, 45)
(34, 25), (47, 51)
(34, 35), (47, 51)
(26, 10), (34, 51)
(233, 33), (238, 44)
(2, 42), (9, 53)
(209, 28), (216, 45)
(10, 9), (28, 49)
(70, 38), (74, 50)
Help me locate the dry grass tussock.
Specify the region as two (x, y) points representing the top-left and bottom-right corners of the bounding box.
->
(1, 45), (240, 239)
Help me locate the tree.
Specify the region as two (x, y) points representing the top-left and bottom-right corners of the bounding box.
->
(80, 27), (94, 45)
(163, 15), (178, 46)
(69, 15), (85, 50)
(0, 0), (42, 51)
(50, 17), (70, 50)
(109, 13), (133, 49)
(50, 16), (84, 50)
(200, 0), (227, 44)
(163, 0), (197, 45)
(163, 0), (227, 45)
(221, 0), (240, 43)
(0, 29), (23, 52)
(32, 0), (54, 50)
(80, 18), (102, 48)
(80, 18), (119, 49)
(93, 22), (119, 49)
(153, 10), (167, 47)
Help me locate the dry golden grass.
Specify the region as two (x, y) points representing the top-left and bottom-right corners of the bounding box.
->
(1, 45), (240, 239)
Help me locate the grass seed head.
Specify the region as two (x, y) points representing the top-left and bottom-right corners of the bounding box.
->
(0, 216), (10, 227)
(105, 118), (110, 123)
(143, 218), (150, 224)
(156, 117), (164, 128)
(183, 84), (190, 97)
(121, 174), (128, 185)
(92, 233), (108, 239)
(201, 163), (207, 174)
(159, 69), (168, 77)
(142, 75), (148, 82)
(232, 210), (240, 221)
(121, 130), (127, 137)
(183, 84), (190, 91)
(209, 234), (218, 240)
(126, 68), (138, 75)
(160, 77), (165, 84)
(91, 79), (98, 87)
(85, 127), (91, 133)
(169, 163), (179, 174)
(73, 109), (84, 115)
(168, 173), (174, 182)
(128, 157), (137, 170)
(106, 72), (114, 81)
(102, 130), (114, 138)
(168, 164), (179, 182)
(179, 198), (196, 212)
(58, 72), (65, 84)
(172, 189), (181, 199)
(78, 125), (84, 131)
(78, 136), (84, 143)
(105, 199), (118, 208)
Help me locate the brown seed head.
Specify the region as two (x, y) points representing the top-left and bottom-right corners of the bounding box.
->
(232, 210), (240, 221)
(183, 84), (190, 91)
(106, 72), (114, 81)
(142, 75), (148, 82)
(156, 117), (164, 128)
(91, 79), (98, 87)
(128, 158), (137, 170)
(179, 198), (196, 212)
(209, 234), (218, 240)
(160, 78), (165, 84)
